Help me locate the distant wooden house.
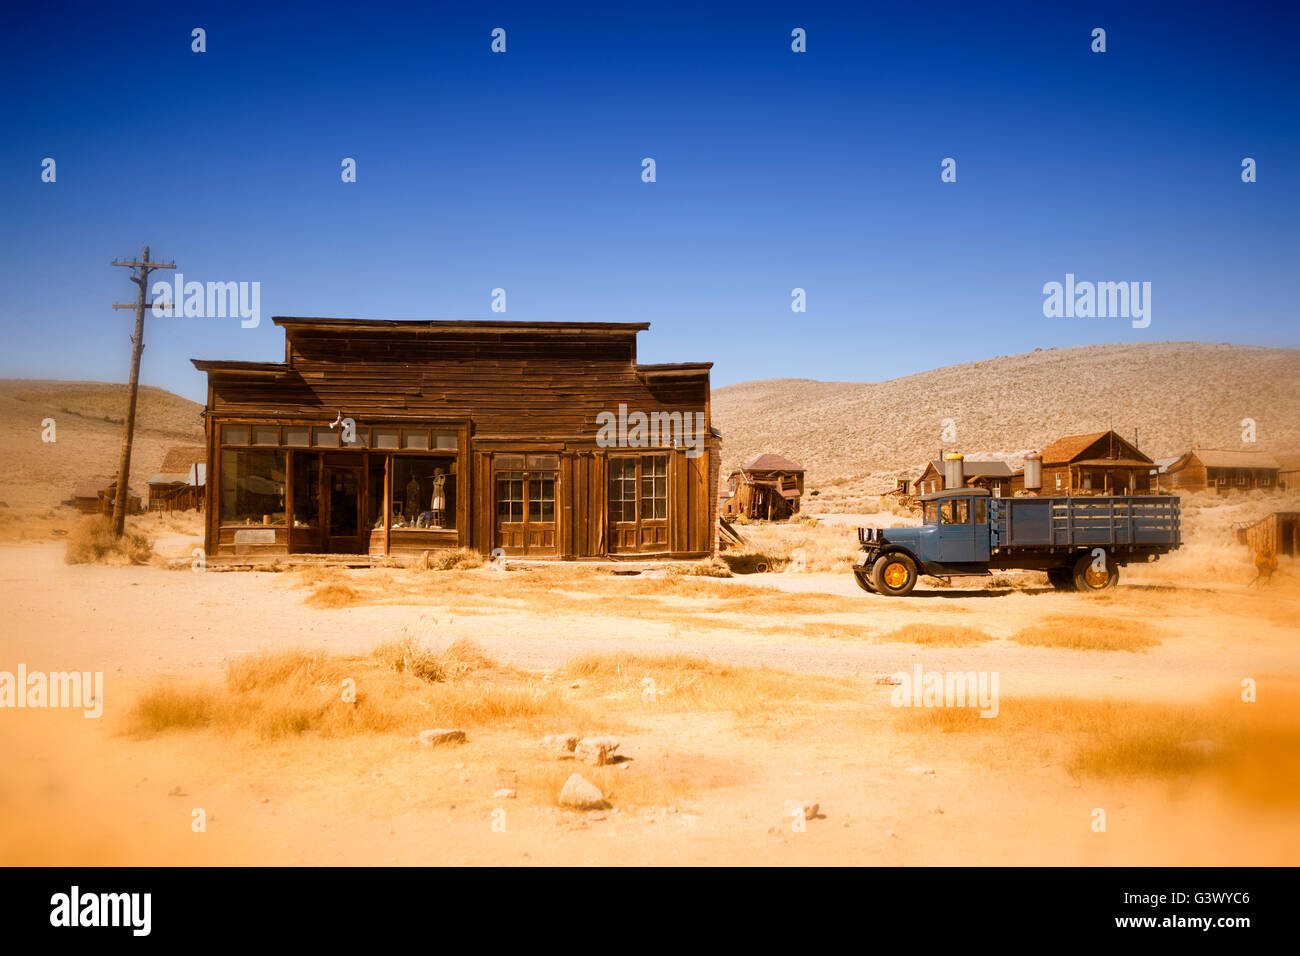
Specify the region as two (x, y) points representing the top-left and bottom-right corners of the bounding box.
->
(1163, 449), (1280, 494)
(1275, 454), (1300, 492)
(1019, 430), (1155, 495)
(70, 481), (142, 515)
(1236, 512), (1300, 557)
(915, 458), (1015, 497)
(721, 454), (804, 520)
(147, 446), (208, 512)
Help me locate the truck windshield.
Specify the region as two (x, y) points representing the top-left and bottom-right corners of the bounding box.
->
(923, 501), (938, 524)
(941, 500), (970, 524)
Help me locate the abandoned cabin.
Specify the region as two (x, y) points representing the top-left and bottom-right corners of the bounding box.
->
(192, 318), (718, 560)
(1013, 430), (1155, 495)
(1163, 448), (1281, 494)
(915, 456), (1015, 497)
(1279, 454), (1300, 492)
(1236, 511), (1300, 557)
(146, 445), (207, 512)
(721, 454), (804, 520)
(69, 480), (142, 515)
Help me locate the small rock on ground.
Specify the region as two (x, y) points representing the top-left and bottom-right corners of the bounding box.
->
(558, 773), (608, 810)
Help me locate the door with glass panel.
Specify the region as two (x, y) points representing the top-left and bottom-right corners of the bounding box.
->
(494, 455), (558, 555)
(608, 454), (668, 553)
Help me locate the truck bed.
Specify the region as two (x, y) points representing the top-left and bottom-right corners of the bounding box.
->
(989, 496), (1180, 550)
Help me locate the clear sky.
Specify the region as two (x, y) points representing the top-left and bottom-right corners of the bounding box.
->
(1, 0), (1295, 404)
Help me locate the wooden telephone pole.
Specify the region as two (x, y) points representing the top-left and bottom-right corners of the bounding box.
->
(109, 245), (176, 536)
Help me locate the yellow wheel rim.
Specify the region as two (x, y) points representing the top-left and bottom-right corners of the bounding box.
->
(1084, 566), (1109, 588)
(883, 562), (909, 589)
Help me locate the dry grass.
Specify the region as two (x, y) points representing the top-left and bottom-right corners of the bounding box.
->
(1010, 615), (1159, 652)
(126, 641), (577, 740)
(422, 547), (487, 571)
(304, 582), (362, 608)
(63, 516), (153, 565)
(563, 652), (857, 717)
(879, 623), (995, 646)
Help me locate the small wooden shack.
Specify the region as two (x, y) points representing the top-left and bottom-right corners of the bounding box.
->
(1163, 449), (1280, 494)
(721, 454), (804, 520)
(70, 481), (142, 515)
(1026, 430), (1155, 495)
(915, 459), (1015, 497)
(147, 446), (208, 512)
(1237, 512), (1300, 557)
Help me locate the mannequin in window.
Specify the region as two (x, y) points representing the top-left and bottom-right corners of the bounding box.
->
(430, 468), (447, 528)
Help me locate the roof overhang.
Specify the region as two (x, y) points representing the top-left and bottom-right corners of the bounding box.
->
(273, 317), (650, 335)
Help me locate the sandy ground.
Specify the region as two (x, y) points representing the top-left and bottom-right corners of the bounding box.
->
(2, 527), (1299, 866)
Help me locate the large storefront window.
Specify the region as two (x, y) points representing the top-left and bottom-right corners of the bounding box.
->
(391, 455), (456, 529)
(221, 449), (286, 526)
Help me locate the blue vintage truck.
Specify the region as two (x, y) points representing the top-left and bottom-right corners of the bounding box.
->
(853, 487), (1181, 596)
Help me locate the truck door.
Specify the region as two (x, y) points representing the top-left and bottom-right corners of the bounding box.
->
(937, 497), (978, 563)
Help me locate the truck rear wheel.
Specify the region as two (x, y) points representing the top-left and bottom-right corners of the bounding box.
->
(1072, 551), (1118, 592)
(872, 553), (918, 597)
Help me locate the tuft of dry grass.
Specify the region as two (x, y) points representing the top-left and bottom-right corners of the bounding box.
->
(668, 559), (733, 578)
(304, 582), (362, 608)
(126, 642), (576, 740)
(1010, 615), (1159, 652)
(880, 623), (995, 646)
(63, 516), (153, 565)
(422, 548), (486, 571)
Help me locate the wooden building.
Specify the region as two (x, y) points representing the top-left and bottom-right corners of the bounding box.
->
(70, 481), (142, 515)
(1163, 449), (1280, 494)
(1025, 430), (1155, 495)
(914, 459), (1015, 497)
(1273, 454), (1300, 492)
(721, 454), (804, 520)
(147, 446), (207, 512)
(1237, 512), (1300, 557)
(192, 318), (717, 560)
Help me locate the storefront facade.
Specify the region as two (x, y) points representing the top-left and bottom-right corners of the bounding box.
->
(193, 318), (718, 560)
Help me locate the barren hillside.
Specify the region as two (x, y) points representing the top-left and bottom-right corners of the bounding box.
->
(0, 380), (205, 511)
(713, 342), (1300, 497)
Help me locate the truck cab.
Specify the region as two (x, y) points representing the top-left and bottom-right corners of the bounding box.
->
(854, 488), (993, 595)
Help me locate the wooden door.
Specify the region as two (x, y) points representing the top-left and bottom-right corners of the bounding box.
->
(324, 466), (363, 553)
(494, 465), (558, 556)
(608, 454), (669, 553)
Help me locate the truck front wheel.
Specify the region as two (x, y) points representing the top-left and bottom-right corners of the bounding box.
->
(1072, 551), (1119, 592)
(872, 553), (918, 596)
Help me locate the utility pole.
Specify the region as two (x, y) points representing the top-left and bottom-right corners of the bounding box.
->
(109, 245), (176, 537)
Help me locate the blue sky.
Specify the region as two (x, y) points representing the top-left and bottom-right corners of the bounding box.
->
(1, 0), (1295, 403)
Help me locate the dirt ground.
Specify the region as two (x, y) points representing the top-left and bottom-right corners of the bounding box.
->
(1, 508), (1298, 866)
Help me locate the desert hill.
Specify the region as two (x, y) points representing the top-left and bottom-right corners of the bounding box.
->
(712, 342), (1300, 498)
(0, 380), (205, 511)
